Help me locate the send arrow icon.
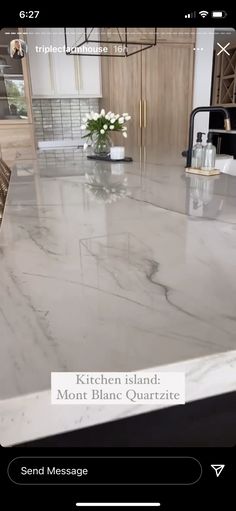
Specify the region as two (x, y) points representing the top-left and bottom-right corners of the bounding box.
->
(211, 465), (225, 477)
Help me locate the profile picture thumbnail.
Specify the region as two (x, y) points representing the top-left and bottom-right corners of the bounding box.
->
(10, 39), (28, 60)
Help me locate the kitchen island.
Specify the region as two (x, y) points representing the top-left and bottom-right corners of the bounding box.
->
(0, 149), (236, 446)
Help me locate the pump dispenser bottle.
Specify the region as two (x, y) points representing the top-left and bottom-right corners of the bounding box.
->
(192, 132), (205, 168)
(202, 132), (216, 171)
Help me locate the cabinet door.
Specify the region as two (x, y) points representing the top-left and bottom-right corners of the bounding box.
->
(28, 28), (101, 97)
(142, 43), (194, 164)
(65, 28), (102, 97)
(79, 55), (102, 97)
(27, 29), (53, 96)
(100, 53), (142, 159)
(51, 29), (80, 95)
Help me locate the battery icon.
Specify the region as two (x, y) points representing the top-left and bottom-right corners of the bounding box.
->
(212, 11), (227, 18)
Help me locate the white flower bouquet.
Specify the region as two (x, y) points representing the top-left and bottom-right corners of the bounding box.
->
(80, 109), (131, 155)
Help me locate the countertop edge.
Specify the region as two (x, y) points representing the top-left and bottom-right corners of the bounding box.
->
(1, 349), (236, 446)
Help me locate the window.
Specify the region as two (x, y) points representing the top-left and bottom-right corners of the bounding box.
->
(0, 29), (28, 120)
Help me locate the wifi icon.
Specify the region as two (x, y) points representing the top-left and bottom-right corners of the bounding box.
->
(199, 10), (209, 18)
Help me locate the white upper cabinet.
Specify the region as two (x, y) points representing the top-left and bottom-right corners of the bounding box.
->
(27, 30), (52, 96)
(27, 28), (102, 97)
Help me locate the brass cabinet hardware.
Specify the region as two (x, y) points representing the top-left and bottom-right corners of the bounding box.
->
(139, 99), (142, 128)
(143, 99), (147, 128)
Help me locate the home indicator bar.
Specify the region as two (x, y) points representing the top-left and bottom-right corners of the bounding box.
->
(75, 504), (161, 508)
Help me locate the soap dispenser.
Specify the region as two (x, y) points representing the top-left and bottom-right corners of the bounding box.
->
(202, 132), (216, 171)
(192, 132), (205, 169)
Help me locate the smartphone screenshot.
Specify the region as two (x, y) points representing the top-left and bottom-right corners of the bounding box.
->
(0, 6), (235, 509)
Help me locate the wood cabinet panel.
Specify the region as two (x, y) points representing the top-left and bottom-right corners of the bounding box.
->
(102, 28), (156, 45)
(155, 27), (195, 43)
(100, 35), (195, 164)
(142, 44), (194, 164)
(0, 124), (36, 163)
(103, 28), (195, 44)
(101, 53), (142, 159)
(212, 46), (236, 106)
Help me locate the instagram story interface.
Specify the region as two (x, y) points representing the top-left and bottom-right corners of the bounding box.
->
(0, 11), (235, 510)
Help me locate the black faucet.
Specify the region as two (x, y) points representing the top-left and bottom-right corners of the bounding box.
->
(185, 106), (231, 168)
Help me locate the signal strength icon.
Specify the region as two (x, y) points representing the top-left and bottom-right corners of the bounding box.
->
(199, 10), (209, 18)
(185, 12), (196, 18)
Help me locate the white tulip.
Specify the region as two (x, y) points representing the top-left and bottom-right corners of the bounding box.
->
(80, 125), (86, 130)
(103, 124), (108, 130)
(83, 142), (88, 150)
(100, 129), (105, 134)
(110, 117), (116, 124)
(110, 125), (114, 130)
(82, 117), (87, 123)
(93, 113), (99, 120)
(122, 113), (128, 117)
(118, 117), (124, 124)
(122, 126), (127, 131)
(115, 114), (119, 119)
(105, 113), (111, 120)
(125, 115), (131, 120)
(123, 132), (127, 138)
(100, 108), (105, 116)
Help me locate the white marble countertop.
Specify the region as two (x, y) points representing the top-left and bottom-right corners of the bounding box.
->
(1, 150), (236, 445)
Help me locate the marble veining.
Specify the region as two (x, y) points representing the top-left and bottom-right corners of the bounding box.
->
(0, 151), (236, 443)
